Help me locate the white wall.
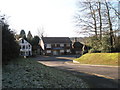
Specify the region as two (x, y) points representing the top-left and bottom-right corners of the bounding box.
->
(19, 38), (32, 56)
(40, 39), (44, 50)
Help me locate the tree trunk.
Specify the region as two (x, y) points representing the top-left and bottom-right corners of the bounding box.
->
(89, 2), (98, 39)
(105, 1), (114, 51)
(98, 2), (102, 40)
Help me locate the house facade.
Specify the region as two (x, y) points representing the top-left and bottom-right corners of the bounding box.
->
(40, 37), (72, 55)
(18, 38), (32, 56)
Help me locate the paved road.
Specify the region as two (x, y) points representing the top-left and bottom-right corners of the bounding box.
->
(34, 55), (119, 88)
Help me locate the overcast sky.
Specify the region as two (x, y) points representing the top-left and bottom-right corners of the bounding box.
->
(0, 0), (84, 37)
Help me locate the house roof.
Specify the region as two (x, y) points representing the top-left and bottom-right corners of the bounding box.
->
(73, 42), (83, 48)
(42, 37), (72, 44)
(18, 38), (32, 46)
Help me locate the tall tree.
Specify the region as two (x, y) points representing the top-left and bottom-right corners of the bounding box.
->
(104, 1), (114, 50)
(31, 36), (40, 55)
(97, 1), (102, 40)
(74, 1), (99, 37)
(20, 29), (26, 39)
(88, 2), (98, 38)
(37, 26), (47, 39)
(31, 36), (40, 47)
(75, 0), (119, 52)
(1, 14), (19, 64)
(27, 31), (33, 44)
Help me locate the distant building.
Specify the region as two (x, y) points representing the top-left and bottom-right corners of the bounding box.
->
(72, 42), (83, 54)
(70, 37), (91, 54)
(18, 38), (32, 56)
(40, 37), (72, 55)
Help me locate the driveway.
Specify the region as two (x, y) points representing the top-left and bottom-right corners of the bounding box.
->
(34, 55), (119, 88)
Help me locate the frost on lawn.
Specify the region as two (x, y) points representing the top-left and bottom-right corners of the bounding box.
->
(2, 58), (88, 88)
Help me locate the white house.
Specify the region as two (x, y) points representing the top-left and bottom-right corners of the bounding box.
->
(18, 38), (32, 56)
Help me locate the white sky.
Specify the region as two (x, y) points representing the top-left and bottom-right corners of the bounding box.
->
(0, 0), (83, 37)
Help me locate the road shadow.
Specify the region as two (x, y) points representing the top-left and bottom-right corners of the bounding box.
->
(52, 66), (119, 88)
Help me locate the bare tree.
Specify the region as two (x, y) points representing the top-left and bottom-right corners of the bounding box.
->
(88, 2), (98, 38)
(74, 1), (100, 38)
(37, 26), (47, 39)
(75, 0), (119, 52)
(96, 1), (102, 40)
(75, 0), (119, 38)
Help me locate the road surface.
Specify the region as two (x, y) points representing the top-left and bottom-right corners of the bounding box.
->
(34, 55), (119, 88)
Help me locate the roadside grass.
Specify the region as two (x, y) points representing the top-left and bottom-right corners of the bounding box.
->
(2, 58), (88, 88)
(74, 53), (120, 66)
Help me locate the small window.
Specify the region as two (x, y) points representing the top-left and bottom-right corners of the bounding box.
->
(23, 45), (25, 49)
(57, 44), (60, 47)
(20, 51), (25, 56)
(22, 39), (24, 43)
(67, 44), (70, 47)
(55, 44), (57, 47)
(20, 46), (22, 49)
(60, 44), (64, 47)
(60, 50), (64, 53)
(47, 50), (51, 53)
(46, 44), (51, 48)
(29, 45), (31, 48)
(66, 49), (70, 52)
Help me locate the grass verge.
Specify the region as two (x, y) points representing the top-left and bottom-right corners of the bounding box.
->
(2, 58), (88, 88)
(74, 53), (120, 66)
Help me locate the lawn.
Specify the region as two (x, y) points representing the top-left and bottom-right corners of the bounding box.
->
(2, 58), (88, 88)
(74, 53), (120, 66)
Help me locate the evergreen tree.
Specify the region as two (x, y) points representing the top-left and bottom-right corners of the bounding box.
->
(31, 36), (40, 55)
(1, 15), (19, 64)
(27, 31), (33, 44)
(20, 29), (26, 39)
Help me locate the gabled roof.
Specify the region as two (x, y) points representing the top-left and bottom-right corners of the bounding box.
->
(73, 42), (83, 48)
(42, 37), (72, 44)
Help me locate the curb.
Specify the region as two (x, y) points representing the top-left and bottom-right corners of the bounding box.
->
(66, 60), (119, 68)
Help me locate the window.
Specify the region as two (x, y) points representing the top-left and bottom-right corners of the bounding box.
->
(20, 51), (25, 56)
(67, 44), (70, 47)
(60, 44), (64, 47)
(66, 49), (70, 52)
(23, 45), (25, 49)
(22, 39), (24, 43)
(55, 44), (57, 47)
(47, 50), (51, 53)
(46, 44), (51, 48)
(57, 44), (60, 47)
(20, 46), (22, 49)
(29, 45), (31, 49)
(60, 50), (64, 53)
(52, 44), (55, 47)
